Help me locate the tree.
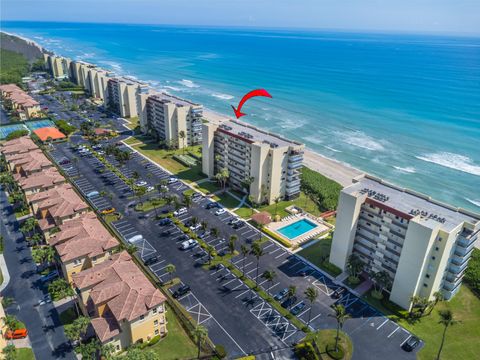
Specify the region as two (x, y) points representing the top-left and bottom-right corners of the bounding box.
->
(206, 245), (216, 265)
(250, 242), (265, 287)
(48, 278), (74, 301)
(248, 195), (255, 215)
(201, 220), (208, 233)
(370, 270), (392, 299)
(65, 316), (91, 345)
(286, 286), (296, 311)
(20, 217), (37, 238)
(273, 196), (281, 217)
(166, 264), (176, 284)
(228, 235), (238, 255)
(179, 130), (186, 153)
(183, 194), (192, 209)
(1, 297), (14, 308)
(2, 315), (19, 335)
(2, 344), (16, 360)
(240, 245), (249, 277)
(426, 291), (444, 315)
(193, 325), (208, 359)
(304, 287), (318, 327)
(261, 270), (277, 296)
(241, 176), (254, 194)
(436, 310), (459, 360)
(211, 227), (219, 239)
(346, 254), (364, 282)
(75, 338), (100, 359)
(329, 304), (350, 352)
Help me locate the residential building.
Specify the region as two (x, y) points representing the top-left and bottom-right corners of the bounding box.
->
(46, 55), (67, 79)
(0, 84), (41, 120)
(107, 77), (141, 118)
(330, 174), (480, 309)
(0, 136), (38, 156)
(33, 127), (67, 143)
(138, 90), (203, 148)
(202, 120), (304, 204)
(72, 251), (167, 352)
(26, 183), (89, 237)
(48, 212), (119, 282)
(16, 167), (66, 195)
(4, 149), (53, 177)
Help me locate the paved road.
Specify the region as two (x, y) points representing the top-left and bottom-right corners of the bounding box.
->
(0, 189), (76, 360)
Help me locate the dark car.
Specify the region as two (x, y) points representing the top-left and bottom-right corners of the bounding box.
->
(178, 234), (189, 241)
(273, 288), (289, 302)
(161, 230), (171, 236)
(281, 296), (297, 309)
(158, 218), (172, 226)
(205, 202), (219, 209)
(144, 255), (159, 266)
(59, 158), (70, 165)
(290, 301), (306, 315)
(172, 285), (191, 299)
(332, 287), (346, 299)
(402, 336), (420, 352)
(233, 221), (246, 229)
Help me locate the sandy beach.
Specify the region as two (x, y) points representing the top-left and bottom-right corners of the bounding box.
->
(204, 109), (363, 187)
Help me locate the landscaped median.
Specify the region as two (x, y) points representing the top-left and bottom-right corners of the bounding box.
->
(296, 329), (353, 360)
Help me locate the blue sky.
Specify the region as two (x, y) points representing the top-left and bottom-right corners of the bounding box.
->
(2, 0), (480, 35)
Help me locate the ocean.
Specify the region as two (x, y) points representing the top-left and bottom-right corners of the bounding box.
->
(2, 21), (480, 212)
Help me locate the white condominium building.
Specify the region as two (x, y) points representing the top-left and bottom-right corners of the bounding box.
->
(330, 174), (480, 309)
(107, 77), (141, 118)
(202, 120), (304, 204)
(137, 90), (203, 148)
(45, 54), (67, 79)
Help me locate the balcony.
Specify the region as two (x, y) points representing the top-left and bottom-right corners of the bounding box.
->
(288, 161), (302, 170)
(286, 179), (301, 188)
(457, 232), (478, 248)
(454, 244), (475, 258)
(288, 154), (303, 163)
(285, 185), (300, 196)
(448, 260), (469, 275)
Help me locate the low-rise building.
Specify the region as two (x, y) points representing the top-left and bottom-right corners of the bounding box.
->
(33, 127), (67, 143)
(26, 183), (89, 237)
(0, 84), (41, 120)
(0, 136), (38, 156)
(72, 251), (167, 352)
(202, 120), (304, 204)
(138, 90), (203, 148)
(49, 212), (119, 282)
(330, 174), (480, 309)
(4, 149), (53, 177)
(16, 167), (66, 195)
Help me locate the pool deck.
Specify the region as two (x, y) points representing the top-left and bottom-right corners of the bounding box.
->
(266, 213), (332, 248)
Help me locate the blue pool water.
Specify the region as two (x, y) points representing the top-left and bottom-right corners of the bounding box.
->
(277, 219), (318, 239)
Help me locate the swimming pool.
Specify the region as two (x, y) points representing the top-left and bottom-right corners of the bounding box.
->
(277, 219), (318, 239)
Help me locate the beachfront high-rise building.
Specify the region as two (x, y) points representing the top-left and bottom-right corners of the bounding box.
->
(202, 120), (304, 204)
(45, 55), (67, 79)
(107, 77), (141, 118)
(137, 90), (203, 148)
(330, 174), (480, 309)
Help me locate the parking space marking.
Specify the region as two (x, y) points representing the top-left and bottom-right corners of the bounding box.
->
(387, 326), (400, 338)
(377, 319), (389, 330)
(275, 252), (287, 259)
(400, 335), (412, 347)
(235, 289), (251, 299)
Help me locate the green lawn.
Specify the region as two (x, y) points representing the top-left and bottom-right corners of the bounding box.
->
(213, 191), (243, 209)
(304, 329), (353, 360)
(126, 116), (140, 130)
(0, 268), (3, 286)
(149, 306), (199, 359)
(16, 348), (35, 360)
(235, 206), (254, 219)
(258, 191), (323, 218)
(135, 199), (167, 212)
(296, 236), (342, 277)
(124, 134), (153, 145)
(194, 180), (221, 194)
(59, 307), (77, 325)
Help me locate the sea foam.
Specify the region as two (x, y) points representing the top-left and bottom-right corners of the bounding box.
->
(393, 166), (416, 173)
(336, 130), (386, 151)
(416, 152), (480, 176)
(466, 198), (480, 208)
(211, 93), (234, 100)
(179, 79), (200, 88)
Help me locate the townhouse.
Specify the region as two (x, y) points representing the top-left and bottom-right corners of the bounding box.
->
(48, 212), (119, 282)
(0, 136), (38, 156)
(4, 149), (53, 178)
(330, 174), (480, 309)
(16, 167), (66, 195)
(72, 251), (168, 352)
(202, 120), (305, 204)
(0, 84), (41, 120)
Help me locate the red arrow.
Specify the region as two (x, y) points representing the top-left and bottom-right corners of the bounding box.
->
(231, 89), (272, 118)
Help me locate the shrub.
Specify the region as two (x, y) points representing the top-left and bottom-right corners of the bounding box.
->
(465, 248), (480, 297)
(326, 343), (345, 360)
(55, 119), (77, 135)
(147, 335), (161, 346)
(261, 227), (292, 248)
(5, 129), (29, 141)
(300, 167), (342, 211)
(0, 49), (29, 85)
(215, 345), (227, 359)
(294, 342), (319, 360)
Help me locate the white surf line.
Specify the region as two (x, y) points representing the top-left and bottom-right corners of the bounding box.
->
(388, 326), (400, 338)
(377, 319), (389, 330)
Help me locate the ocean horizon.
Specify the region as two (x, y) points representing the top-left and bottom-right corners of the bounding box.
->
(2, 21), (479, 212)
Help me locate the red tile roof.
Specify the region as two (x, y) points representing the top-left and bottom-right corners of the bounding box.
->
(0, 136), (38, 155)
(33, 127), (66, 142)
(17, 167), (65, 191)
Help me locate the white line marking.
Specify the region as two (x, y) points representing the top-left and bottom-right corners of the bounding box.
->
(388, 326), (400, 338)
(377, 319), (389, 330)
(400, 335), (412, 347)
(235, 289), (250, 299)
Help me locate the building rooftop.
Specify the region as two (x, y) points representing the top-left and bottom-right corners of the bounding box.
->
(72, 251), (166, 325)
(0, 136), (38, 155)
(50, 213), (118, 262)
(5, 149), (52, 173)
(33, 127), (66, 142)
(216, 119), (303, 148)
(0, 84), (39, 107)
(16, 167), (65, 191)
(347, 175), (480, 231)
(148, 91), (201, 107)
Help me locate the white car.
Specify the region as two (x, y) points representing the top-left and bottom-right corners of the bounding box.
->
(189, 224), (201, 231)
(180, 239), (198, 250)
(173, 207), (187, 216)
(168, 177), (178, 184)
(146, 186), (154, 192)
(135, 180), (147, 187)
(215, 208), (226, 216)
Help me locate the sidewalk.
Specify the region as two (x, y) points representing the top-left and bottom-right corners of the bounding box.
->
(0, 254), (11, 293)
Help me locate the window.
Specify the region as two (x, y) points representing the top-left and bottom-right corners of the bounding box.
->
(154, 320), (158, 326)
(73, 259), (82, 266)
(116, 345), (120, 351)
(140, 315), (144, 321)
(431, 256), (436, 260)
(426, 274), (430, 279)
(438, 237), (442, 242)
(435, 247), (439, 251)
(92, 256), (97, 262)
(423, 283), (428, 287)
(154, 329), (159, 336)
(153, 308), (157, 314)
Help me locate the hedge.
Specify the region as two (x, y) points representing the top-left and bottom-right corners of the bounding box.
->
(300, 167), (342, 211)
(261, 226), (292, 248)
(55, 119), (77, 135)
(465, 248), (480, 297)
(294, 342), (319, 360)
(5, 129), (29, 141)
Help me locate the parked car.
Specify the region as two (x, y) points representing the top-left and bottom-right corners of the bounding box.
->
(402, 336), (420, 352)
(273, 288), (289, 302)
(146, 186), (154, 192)
(172, 285), (191, 299)
(127, 234), (144, 244)
(144, 255), (159, 266)
(180, 239), (198, 250)
(173, 207), (187, 216)
(290, 301), (306, 315)
(161, 230), (171, 236)
(205, 202), (219, 209)
(36, 294), (52, 306)
(158, 218), (172, 226)
(281, 296), (297, 309)
(135, 180), (147, 187)
(229, 218), (240, 226)
(5, 329), (28, 340)
(215, 208), (226, 216)
(198, 230), (210, 239)
(331, 287), (346, 299)
(189, 224), (202, 231)
(233, 221), (246, 229)
(40, 270), (59, 283)
(86, 190), (100, 198)
(58, 158), (70, 165)
(101, 207), (116, 215)
(168, 177), (178, 184)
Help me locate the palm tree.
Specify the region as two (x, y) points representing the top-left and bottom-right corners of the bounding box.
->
(436, 310), (459, 360)
(428, 291), (444, 315)
(329, 304), (350, 352)
(20, 217), (37, 238)
(286, 286), (296, 311)
(179, 130), (186, 153)
(191, 216), (198, 227)
(206, 245), (216, 265)
(304, 287), (318, 328)
(250, 242), (264, 287)
(261, 270), (277, 296)
(192, 325), (208, 359)
(211, 227), (219, 239)
(201, 221), (208, 233)
(228, 235), (238, 255)
(165, 264), (176, 284)
(273, 196), (281, 218)
(183, 194), (192, 209)
(215, 168), (229, 193)
(240, 245), (249, 277)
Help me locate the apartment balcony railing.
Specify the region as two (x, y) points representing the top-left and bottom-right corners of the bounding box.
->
(286, 179), (301, 188)
(285, 185), (301, 195)
(288, 161), (302, 170)
(288, 154), (303, 163)
(457, 232), (478, 248)
(454, 244), (475, 258)
(449, 259), (469, 275)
